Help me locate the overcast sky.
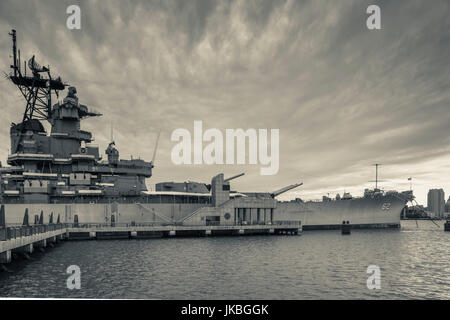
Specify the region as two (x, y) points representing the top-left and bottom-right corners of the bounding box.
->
(0, 0), (449, 205)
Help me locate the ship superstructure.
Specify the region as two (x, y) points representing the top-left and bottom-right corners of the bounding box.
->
(1, 30), (152, 204)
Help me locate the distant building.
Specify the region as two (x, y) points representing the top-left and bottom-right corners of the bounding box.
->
(427, 189), (445, 219)
(445, 196), (450, 213)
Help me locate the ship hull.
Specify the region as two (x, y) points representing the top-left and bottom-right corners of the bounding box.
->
(1, 195), (405, 231)
(276, 195), (405, 230)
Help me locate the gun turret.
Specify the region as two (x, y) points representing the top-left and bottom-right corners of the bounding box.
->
(224, 173), (245, 182)
(271, 183), (303, 198)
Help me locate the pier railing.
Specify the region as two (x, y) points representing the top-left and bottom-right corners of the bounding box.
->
(63, 220), (301, 229)
(0, 224), (65, 241)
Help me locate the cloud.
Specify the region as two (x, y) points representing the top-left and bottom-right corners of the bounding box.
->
(0, 0), (449, 205)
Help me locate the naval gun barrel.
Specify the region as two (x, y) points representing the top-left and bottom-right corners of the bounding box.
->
(224, 173), (245, 182)
(271, 183), (303, 198)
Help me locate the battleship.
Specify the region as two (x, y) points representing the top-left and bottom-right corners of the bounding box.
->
(0, 30), (411, 230)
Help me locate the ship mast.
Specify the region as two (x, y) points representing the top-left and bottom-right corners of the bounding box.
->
(7, 30), (67, 153)
(374, 163), (381, 190)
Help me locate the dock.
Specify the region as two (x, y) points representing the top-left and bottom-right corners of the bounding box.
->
(66, 221), (301, 240)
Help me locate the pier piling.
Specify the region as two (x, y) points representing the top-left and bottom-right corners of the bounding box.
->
(34, 239), (47, 248)
(0, 250), (12, 264)
(13, 243), (34, 254)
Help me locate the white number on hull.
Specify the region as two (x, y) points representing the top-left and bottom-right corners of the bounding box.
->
(381, 203), (391, 211)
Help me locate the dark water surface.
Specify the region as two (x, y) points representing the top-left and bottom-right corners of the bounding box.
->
(1, 220), (449, 299)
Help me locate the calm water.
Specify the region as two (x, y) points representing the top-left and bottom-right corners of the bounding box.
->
(1, 220), (449, 299)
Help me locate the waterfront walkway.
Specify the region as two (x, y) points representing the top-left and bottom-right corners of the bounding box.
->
(0, 224), (66, 264)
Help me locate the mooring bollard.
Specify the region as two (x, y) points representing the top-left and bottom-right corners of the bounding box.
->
(341, 220), (351, 235)
(444, 220), (450, 232)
